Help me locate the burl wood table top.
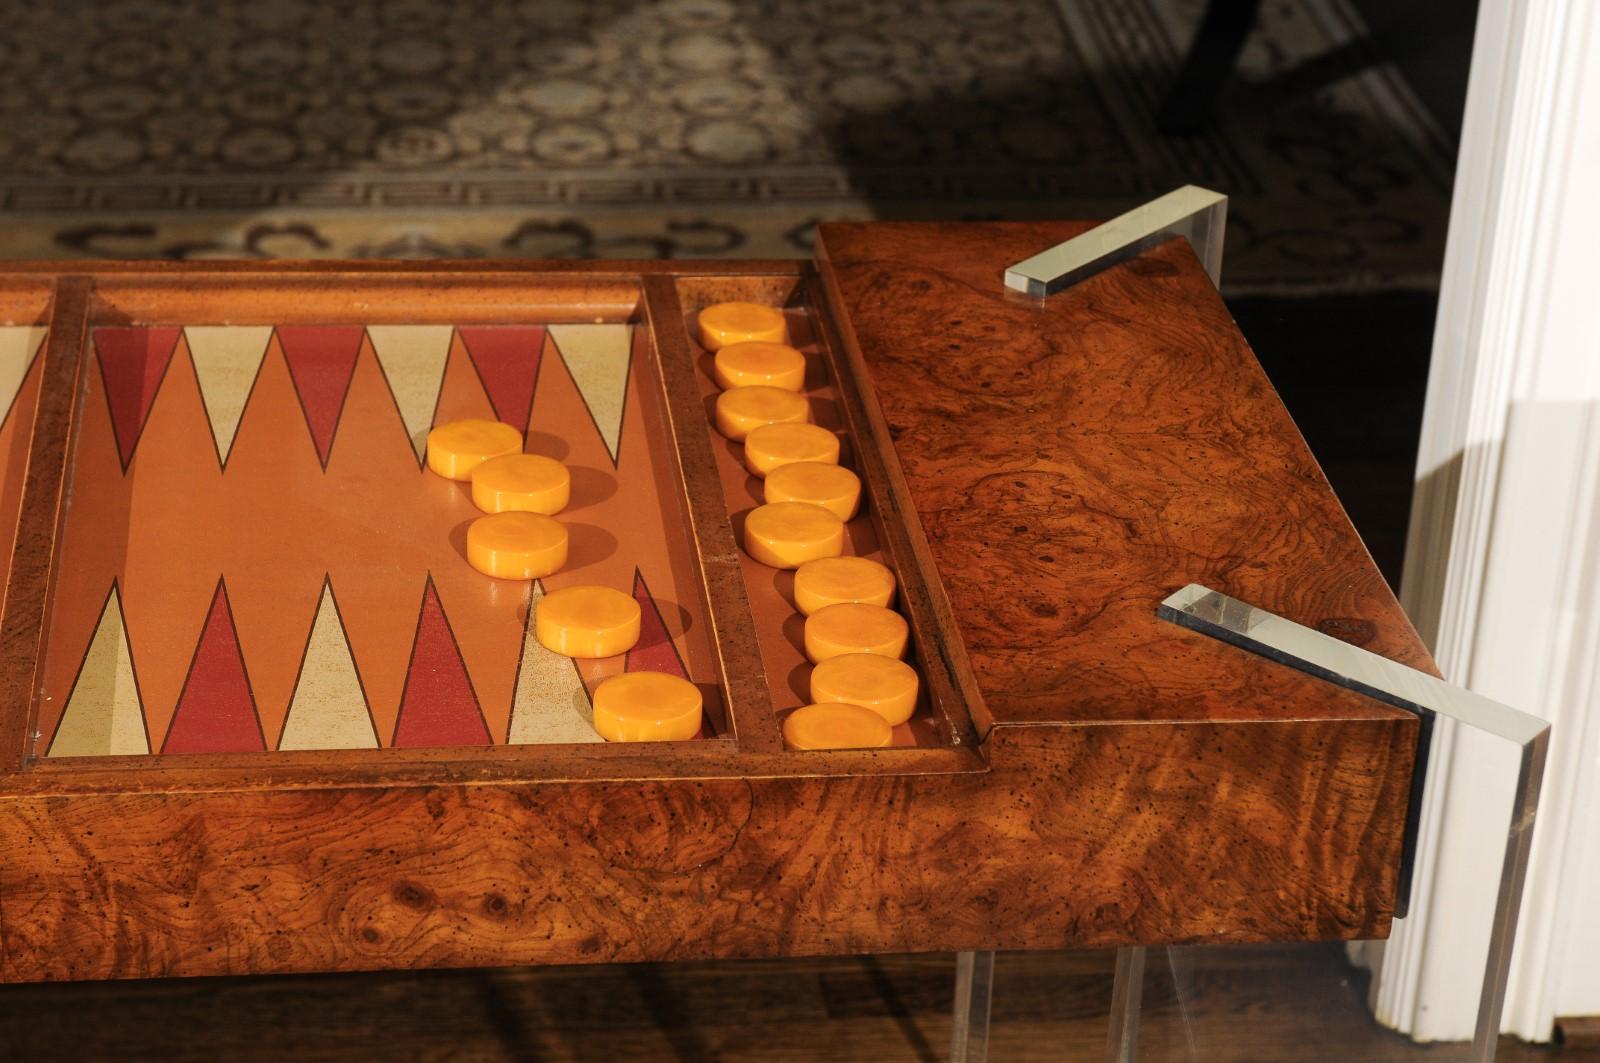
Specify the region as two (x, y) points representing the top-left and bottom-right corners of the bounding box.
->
(0, 235), (1425, 981)
(818, 221), (1433, 734)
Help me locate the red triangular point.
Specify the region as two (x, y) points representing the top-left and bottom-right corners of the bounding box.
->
(278, 326), (364, 468)
(392, 578), (491, 748)
(94, 326), (181, 469)
(163, 579), (266, 754)
(459, 326), (544, 432)
(625, 570), (689, 681)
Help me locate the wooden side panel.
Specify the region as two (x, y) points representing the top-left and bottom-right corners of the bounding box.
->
(0, 717), (1414, 982)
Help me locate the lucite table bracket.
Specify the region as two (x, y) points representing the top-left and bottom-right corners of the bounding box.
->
(950, 189), (1232, 1063)
(1158, 584), (1550, 1063)
(951, 199), (1546, 1061)
(1001, 185), (1227, 297)
(951, 949), (996, 1063)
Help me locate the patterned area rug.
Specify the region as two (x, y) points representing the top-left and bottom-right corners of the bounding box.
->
(0, 0), (1455, 290)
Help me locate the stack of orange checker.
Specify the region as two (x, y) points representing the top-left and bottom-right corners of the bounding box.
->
(697, 301), (920, 751)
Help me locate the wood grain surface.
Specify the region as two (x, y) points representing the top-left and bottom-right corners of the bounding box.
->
(0, 719), (1411, 982)
(817, 221), (1434, 731)
(642, 273), (787, 753)
(0, 277), (90, 771)
(0, 240), (1420, 982)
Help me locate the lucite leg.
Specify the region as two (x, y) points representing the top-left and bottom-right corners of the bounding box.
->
(1103, 946), (1146, 1063)
(1160, 584), (1551, 1063)
(950, 950), (995, 1063)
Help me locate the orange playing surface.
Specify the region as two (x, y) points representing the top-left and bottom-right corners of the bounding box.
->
(33, 323), (720, 757)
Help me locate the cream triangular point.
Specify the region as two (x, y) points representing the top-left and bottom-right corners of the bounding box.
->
(367, 325), (455, 462)
(508, 581), (603, 744)
(549, 324), (632, 462)
(186, 326), (272, 463)
(280, 584), (379, 750)
(0, 326), (46, 423)
(49, 586), (148, 757)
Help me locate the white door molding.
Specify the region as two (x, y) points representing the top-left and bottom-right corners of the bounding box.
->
(1358, 0), (1600, 1042)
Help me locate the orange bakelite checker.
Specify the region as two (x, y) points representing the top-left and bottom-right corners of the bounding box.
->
(809, 653), (920, 727)
(714, 386), (810, 442)
(792, 556), (896, 616)
(782, 702), (893, 750)
(713, 341), (807, 391)
(743, 422), (841, 478)
(471, 452), (570, 515)
(803, 602), (909, 663)
(697, 301), (788, 351)
(763, 461), (862, 521)
(426, 418), (522, 480)
(743, 501), (844, 570)
(592, 672), (703, 742)
(535, 585), (642, 659)
(466, 512), (568, 580)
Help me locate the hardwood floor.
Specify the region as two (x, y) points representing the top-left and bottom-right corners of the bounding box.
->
(0, 945), (1588, 1061)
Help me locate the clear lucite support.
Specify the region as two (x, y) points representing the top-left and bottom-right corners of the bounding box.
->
(1158, 584), (1550, 1063)
(950, 950), (995, 1063)
(1104, 947), (1147, 1063)
(994, 200), (1542, 1059)
(1002, 186), (1227, 297)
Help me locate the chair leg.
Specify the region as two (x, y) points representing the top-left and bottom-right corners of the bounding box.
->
(1156, 0), (1264, 134)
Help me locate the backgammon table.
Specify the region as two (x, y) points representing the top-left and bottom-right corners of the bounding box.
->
(0, 222), (1425, 992)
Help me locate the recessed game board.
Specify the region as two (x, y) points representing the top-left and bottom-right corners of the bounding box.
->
(34, 314), (725, 756)
(11, 271), (965, 760)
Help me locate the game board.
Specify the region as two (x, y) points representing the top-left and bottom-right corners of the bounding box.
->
(0, 227), (1423, 983)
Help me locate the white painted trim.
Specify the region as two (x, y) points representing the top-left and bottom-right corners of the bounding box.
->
(1362, 0), (1537, 1028)
(1526, 411), (1600, 1028)
(1364, 0), (1600, 1042)
(1467, 403), (1600, 1040)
